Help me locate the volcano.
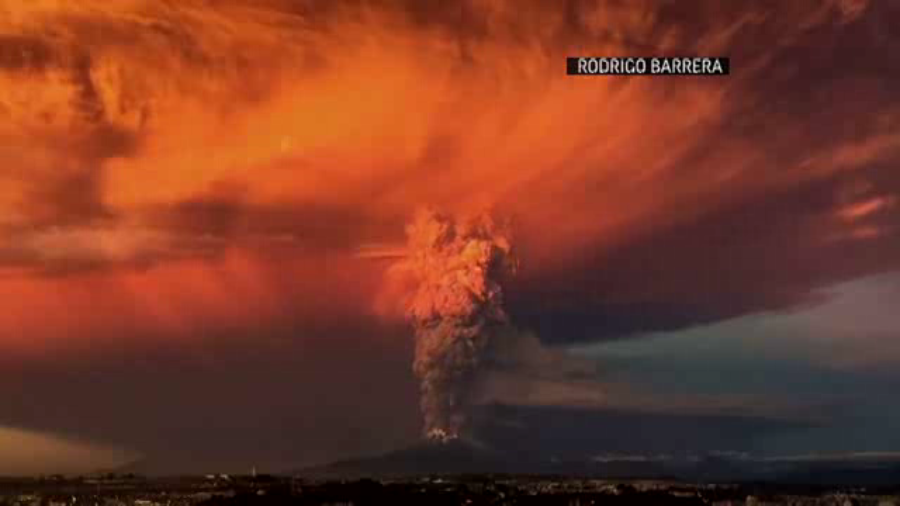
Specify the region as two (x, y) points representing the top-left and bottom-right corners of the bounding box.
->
(300, 439), (529, 478)
(296, 404), (818, 480)
(297, 438), (685, 480)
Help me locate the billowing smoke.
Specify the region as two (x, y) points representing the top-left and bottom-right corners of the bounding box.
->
(395, 208), (517, 442)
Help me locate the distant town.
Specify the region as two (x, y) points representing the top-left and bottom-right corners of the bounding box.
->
(1, 473), (898, 506)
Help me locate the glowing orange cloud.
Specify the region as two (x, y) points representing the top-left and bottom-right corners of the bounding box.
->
(0, 0), (897, 356)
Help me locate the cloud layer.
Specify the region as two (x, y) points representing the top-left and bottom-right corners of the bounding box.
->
(1, 0), (897, 342)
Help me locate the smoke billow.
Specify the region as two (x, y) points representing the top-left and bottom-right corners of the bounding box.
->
(396, 208), (517, 442)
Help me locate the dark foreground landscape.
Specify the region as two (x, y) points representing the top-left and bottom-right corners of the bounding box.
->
(2, 473), (899, 506)
(5, 439), (900, 506)
(4, 440), (900, 505)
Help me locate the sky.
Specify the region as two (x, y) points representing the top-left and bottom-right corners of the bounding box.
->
(0, 0), (899, 474)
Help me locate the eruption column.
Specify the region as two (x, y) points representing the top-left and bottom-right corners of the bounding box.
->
(397, 208), (517, 442)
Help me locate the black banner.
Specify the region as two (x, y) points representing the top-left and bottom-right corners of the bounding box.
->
(567, 57), (730, 76)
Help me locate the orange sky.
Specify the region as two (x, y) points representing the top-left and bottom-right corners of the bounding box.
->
(2, 0), (896, 357)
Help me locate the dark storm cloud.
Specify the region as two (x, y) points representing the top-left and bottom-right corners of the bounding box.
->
(504, 0), (900, 344)
(511, 163), (900, 343)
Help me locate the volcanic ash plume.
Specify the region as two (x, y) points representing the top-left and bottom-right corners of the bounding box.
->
(397, 209), (517, 442)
